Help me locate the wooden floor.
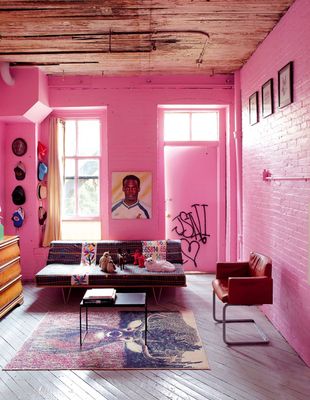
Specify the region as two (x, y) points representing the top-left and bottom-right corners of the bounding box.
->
(0, 275), (309, 400)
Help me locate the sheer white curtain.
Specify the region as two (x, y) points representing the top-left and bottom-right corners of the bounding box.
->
(42, 117), (64, 247)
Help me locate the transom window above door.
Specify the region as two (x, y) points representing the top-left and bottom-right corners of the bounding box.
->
(163, 110), (219, 141)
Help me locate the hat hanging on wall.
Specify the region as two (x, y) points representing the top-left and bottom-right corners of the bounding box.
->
(37, 183), (47, 200)
(12, 207), (25, 228)
(38, 141), (47, 161)
(14, 161), (26, 180)
(12, 185), (26, 205)
(38, 162), (48, 181)
(12, 138), (27, 157)
(38, 206), (47, 225)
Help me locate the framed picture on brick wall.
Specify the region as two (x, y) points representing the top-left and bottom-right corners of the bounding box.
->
(262, 78), (274, 118)
(249, 91), (259, 125)
(278, 61), (293, 108)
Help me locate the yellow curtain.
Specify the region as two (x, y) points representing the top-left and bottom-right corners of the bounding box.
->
(42, 117), (63, 247)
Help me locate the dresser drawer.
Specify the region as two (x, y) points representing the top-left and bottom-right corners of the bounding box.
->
(0, 257), (21, 287)
(0, 240), (20, 265)
(0, 278), (23, 311)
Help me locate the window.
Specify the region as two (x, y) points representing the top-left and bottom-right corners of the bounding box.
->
(62, 119), (101, 240)
(163, 110), (219, 141)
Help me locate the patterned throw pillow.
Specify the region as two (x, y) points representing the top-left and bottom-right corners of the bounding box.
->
(142, 240), (167, 261)
(71, 274), (89, 286)
(81, 242), (97, 266)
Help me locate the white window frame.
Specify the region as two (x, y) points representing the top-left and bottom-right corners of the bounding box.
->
(62, 118), (101, 222)
(162, 106), (220, 143)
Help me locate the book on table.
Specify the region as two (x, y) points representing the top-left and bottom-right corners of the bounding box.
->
(83, 288), (116, 302)
(83, 298), (116, 305)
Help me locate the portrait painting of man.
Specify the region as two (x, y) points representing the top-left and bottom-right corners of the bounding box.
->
(111, 172), (152, 219)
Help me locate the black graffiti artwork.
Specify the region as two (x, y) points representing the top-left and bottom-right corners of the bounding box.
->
(172, 204), (210, 268)
(180, 238), (201, 267)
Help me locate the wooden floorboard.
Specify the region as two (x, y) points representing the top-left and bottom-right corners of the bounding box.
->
(1, 275), (309, 400)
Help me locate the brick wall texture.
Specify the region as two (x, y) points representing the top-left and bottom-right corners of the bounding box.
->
(240, 0), (310, 366)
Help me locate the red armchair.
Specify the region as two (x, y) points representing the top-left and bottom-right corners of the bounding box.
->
(212, 252), (273, 345)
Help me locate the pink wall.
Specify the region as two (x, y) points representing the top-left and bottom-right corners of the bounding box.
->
(0, 122), (4, 218)
(0, 73), (236, 278)
(240, 0), (310, 366)
(0, 68), (51, 122)
(3, 123), (43, 280)
(48, 75), (235, 243)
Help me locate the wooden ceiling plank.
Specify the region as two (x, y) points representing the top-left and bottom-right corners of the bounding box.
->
(0, 0), (295, 75)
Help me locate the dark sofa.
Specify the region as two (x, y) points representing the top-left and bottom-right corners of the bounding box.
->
(35, 239), (186, 302)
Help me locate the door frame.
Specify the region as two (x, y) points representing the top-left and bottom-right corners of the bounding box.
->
(157, 105), (227, 269)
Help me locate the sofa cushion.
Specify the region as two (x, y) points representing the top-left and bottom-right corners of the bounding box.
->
(96, 240), (143, 263)
(36, 263), (186, 288)
(47, 242), (82, 265)
(46, 239), (184, 265)
(142, 240), (166, 260)
(165, 240), (184, 264)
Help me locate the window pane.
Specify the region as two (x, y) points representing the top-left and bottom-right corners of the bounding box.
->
(192, 112), (219, 141)
(164, 113), (190, 141)
(77, 120), (100, 156)
(78, 159), (99, 177)
(78, 178), (99, 216)
(78, 160), (99, 216)
(65, 120), (76, 156)
(62, 119), (101, 223)
(65, 159), (75, 177)
(63, 178), (75, 216)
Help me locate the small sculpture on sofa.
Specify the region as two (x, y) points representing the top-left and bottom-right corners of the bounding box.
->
(144, 257), (176, 272)
(117, 248), (126, 270)
(99, 251), (116, 273)
(125, 249), (133, 263)
(133, 249), (141, 265)
(133, 249), (145, 268)
(138, 254), (145, 268)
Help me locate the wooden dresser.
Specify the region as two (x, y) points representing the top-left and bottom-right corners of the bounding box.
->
(0, 235), (24, 319)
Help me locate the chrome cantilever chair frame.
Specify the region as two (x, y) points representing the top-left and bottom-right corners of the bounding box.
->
(212, 290), (269, 345)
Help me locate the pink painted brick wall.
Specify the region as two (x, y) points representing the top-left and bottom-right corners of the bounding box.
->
(240, 0), (310, 366)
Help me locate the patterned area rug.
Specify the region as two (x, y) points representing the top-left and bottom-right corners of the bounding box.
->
(4, 310), (209, 370)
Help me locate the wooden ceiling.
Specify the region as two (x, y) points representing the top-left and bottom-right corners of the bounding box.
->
(0, 0), (295, 76)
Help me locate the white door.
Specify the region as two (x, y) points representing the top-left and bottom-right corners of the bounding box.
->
(165, 145), (221, 271)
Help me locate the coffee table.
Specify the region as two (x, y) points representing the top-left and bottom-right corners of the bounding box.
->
(79, 291), (147, 346)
